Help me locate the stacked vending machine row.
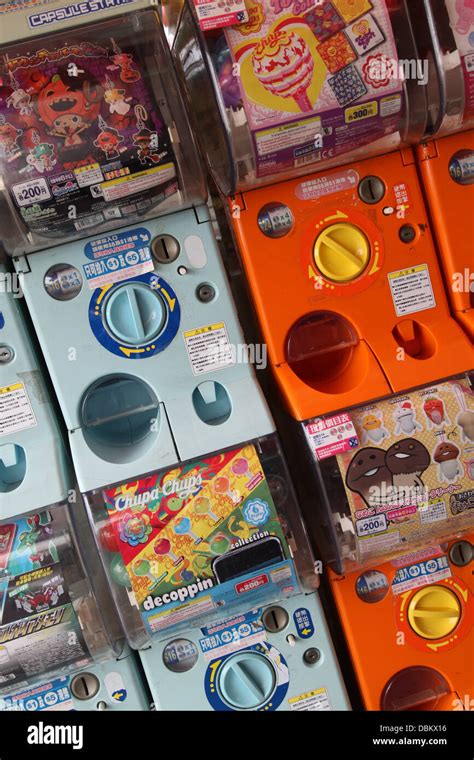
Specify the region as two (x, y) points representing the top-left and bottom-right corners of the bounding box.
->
(169, 0), (474, 710)
(0, 1), (352, 712)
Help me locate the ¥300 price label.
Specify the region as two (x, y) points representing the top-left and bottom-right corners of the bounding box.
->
(12, 177), (51, 207)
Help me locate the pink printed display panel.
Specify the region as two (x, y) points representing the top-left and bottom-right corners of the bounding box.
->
(221, 0), (404, 177)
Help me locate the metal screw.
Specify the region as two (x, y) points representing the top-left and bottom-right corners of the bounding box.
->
(0, 346), (13, 364)
(303, 648), (321, 665)
(399, 225), (416, 243)
(196, 283), (216, 303)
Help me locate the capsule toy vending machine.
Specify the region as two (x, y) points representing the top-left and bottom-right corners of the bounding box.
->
(0, 262), (150, 711)
(170, 0), (474, 710)
(414, 0), (474, 340)
(0, 1), (352, 712)
(305, 375), (474, 711)
(85, 441), (351, 712)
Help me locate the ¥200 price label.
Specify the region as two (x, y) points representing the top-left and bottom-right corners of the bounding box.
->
(12, 177), (51, 207)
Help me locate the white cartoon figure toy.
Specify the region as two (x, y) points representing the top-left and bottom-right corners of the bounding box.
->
(6, 88), (32, 116)
(393, 402), (423, 436)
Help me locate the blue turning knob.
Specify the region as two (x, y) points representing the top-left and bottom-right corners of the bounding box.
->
(104, 283), (166, 345)
(218, 652), (276, 710)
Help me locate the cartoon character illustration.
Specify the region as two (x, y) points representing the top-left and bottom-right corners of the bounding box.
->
(457, 410), (474, 442)
(14, 583), (63, 615)
(93, 125), (124, 159)
(360, 412), (390, 444)
(104, 87), (132, 115)
(16, 513), (57, 568)
(37, 75), (102, 148)
(393, 402), (423, 436)
(454, 0), (474, 34)
(346, 448), (393, 508)
(423, 397), (450, 429)
(132, 127), (160, 165)
(26, 142), (56, 173)
(109, 52), (140, 83)
(433, 441), (463, 483)
(385, 439), (430, 493)
(6, 88), (32, 116)
(0, 121), (23, 159)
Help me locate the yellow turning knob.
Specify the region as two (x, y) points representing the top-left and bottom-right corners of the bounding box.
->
(408, 586), (461, 640)
(314, 223), (370, 282)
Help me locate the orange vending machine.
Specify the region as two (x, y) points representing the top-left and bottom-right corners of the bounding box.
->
(415, 0), (474, 340)
(305, 375), (474, 710)
(171, 0), (474, 709)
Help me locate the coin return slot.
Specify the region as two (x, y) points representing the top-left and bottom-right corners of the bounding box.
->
(358, 176), (386, 204)
(71, 672), (100, 701)
(262, 606), (289, 633)
(81, 375), (160, 464)
(192, 381), (231, 426)
(0, 444), (26, 493)
(152, 235), (180, 264)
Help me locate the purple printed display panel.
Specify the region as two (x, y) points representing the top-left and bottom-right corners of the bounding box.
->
(0, 30), (177, 238)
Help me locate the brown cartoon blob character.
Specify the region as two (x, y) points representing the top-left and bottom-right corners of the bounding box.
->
(433, 441), (462, 483)
(385, 439), (430, 494)
(346, 448), (393, 508)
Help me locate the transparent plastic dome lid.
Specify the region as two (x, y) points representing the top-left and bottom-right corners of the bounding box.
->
(83, 433), (319, 650)
(412, 0), (474, 138)
(300, 373), (474, 575)
(0, 502), (124, 696)
(0, 8), (206, 256)
(172, 0), (427, 195)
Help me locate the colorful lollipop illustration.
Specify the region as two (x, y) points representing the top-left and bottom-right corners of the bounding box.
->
(208, 531), (231, 555)
(154, 537), (181, 565)
(194, 496), (220, 523)
(132, 558), (166, 590)
(214, 475), (240, 503)
(252, 30), (315, 112)
(173, 515), (202, 544)
(231, 457), (252, 479)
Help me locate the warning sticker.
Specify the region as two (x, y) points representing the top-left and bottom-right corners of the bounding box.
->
(100, 164), (176, 202)
(388, 264), (436, 317)
(74, 163), (104, 188)
(0, 383), (37, 437)
(288, 687), (331, 711)
(183, 322), (235, 375)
